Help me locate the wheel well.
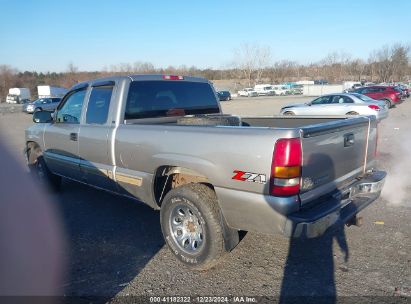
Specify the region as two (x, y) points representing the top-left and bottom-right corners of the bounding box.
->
(26, 141), (42, 165)
(153, 166), (213, 207)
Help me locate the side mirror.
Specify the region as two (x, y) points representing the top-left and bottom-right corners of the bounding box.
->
(33, 110), (53, 123)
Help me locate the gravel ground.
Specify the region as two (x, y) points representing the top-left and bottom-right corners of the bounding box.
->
(0, 95), (409, 302)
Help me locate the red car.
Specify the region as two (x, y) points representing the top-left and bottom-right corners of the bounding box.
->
(353, 86), (403, 108)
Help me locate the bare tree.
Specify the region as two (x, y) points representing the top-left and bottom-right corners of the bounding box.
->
(0, 65), (18, 102)
(391, 44), (410, 81)
(233, 43), (271, 86)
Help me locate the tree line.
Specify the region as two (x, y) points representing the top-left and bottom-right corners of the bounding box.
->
(0, 43), (409, 101)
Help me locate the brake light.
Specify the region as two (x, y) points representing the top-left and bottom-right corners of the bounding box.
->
(368, 105), (380, 111)
(271, 138), (302, 197)
(162, 75), (184, 80)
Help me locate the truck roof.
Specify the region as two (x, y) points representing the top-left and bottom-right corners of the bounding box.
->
(70, 74), (209, 90)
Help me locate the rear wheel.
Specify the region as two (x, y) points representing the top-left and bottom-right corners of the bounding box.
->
(160, 183), (237, 270)
(383, 99), (392, 109)
(283, 111), (295, 115)
(346, 111), (359, 115)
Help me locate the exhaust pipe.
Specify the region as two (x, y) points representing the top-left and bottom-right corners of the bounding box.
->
(346, 215), (363, 227)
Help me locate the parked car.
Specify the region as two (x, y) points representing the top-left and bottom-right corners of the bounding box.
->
(238, 88), (258, 97)
(352, 86), (403, 108)
(254, 84), (276, 96)
(26, 74), (385, 270)
(23, 97), (62, 114)
(289, 85), (303, 95)
(280, 93), (389, 121)
(272, 85), (289, 96)
(397, 84), (410, 98)
(217, 91), (231, 101)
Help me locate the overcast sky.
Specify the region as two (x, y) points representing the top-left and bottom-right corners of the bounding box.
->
(1, 0), (410, 72)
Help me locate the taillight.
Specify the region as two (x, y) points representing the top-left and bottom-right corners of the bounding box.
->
(368, 104), (380, 111)
(271, 138), (302, 197)
(162, 75), (184, 80)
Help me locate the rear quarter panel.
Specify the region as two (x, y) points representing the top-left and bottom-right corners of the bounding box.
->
(115, 124), (298, 203)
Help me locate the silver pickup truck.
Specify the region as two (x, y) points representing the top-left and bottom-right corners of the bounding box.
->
(25, 74), (386, 270)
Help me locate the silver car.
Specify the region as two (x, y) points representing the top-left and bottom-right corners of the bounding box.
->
(280, 93), (389, 120)
(23, 98), (61, 114)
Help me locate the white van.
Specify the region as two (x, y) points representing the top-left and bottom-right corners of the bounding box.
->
(6, 88), (31, 104)
(254, 84), (275, 96)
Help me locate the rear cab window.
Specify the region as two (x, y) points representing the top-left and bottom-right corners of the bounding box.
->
(124, 81), (219, 120)
(86, 85), (114, 124)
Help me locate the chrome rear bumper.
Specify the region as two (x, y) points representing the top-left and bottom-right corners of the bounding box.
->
(284, 170), (386, 238)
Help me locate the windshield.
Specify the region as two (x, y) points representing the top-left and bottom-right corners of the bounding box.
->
(125, 81), (219, 120)
(33, 99), (47, 104)
(7, 95), (18, 100)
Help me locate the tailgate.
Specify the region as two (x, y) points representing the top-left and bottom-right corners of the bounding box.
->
(299, 116), (377, 206)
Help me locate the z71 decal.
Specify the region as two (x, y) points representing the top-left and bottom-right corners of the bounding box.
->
(232, 170), (267, 184)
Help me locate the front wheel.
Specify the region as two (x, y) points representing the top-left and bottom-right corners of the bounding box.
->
(160, 184), (234, 270)
(30, 156), (61, 191)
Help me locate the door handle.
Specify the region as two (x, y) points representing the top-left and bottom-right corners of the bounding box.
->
(70, 133), (78, 141)
(344, 133), (354, 147)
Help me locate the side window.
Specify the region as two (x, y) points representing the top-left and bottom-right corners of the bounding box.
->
(56, 89), (86, 124)
(342, 96), (354, 103)
(311, 96), (330, 105)
(330, 96), (341, 104)
(86, 86), (113, 124)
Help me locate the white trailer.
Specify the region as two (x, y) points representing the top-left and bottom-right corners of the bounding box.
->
(303, 84), (344, 96)
(37, 86), (68, 98)
(296, 80), (314, 85)
(6, 88), (31, 104)
(343, 81), (362, 90)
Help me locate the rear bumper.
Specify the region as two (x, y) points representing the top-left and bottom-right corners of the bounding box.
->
(284, 170), (386, 238)
(376, 110), (389, 120)
(216, 170), (386, 238)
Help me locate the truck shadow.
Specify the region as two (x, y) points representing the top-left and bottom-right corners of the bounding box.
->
(54, 179), (164, 297)
(279, 226), (349, 303)
(277, 153), (355, 303)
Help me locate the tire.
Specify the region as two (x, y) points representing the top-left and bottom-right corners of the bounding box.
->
(226, 96), (230, 101)
(177, 114), (241, 126)
(283, 111), (295, 115)
(346, 111), (359, 115)
(160, 183), (234, 270)
(383, 99), (392, 109)
(30, 155), (61, 191)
